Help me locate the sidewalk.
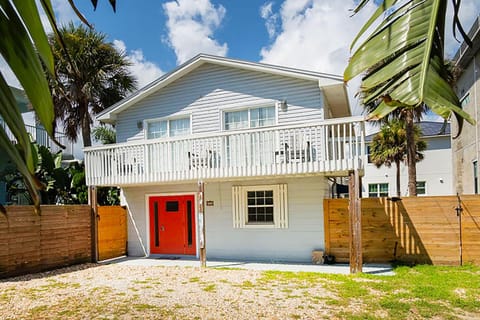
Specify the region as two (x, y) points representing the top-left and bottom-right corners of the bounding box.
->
(102, 256), (395, 275)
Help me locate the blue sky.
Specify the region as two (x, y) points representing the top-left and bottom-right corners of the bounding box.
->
(2, 0), (480, 115)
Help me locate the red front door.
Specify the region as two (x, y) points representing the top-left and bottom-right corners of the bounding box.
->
(149, 195), (196, 255)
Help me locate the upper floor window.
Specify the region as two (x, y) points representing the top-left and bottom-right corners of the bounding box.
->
(224, 106), (275, 131)
(147, 116), (190, 139)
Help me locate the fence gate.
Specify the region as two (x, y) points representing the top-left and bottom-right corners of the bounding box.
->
(97, 206), (127, 261)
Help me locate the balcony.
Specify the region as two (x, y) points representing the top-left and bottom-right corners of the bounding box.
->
(1, 120), (73, 156)
(84, 116), (366, 186)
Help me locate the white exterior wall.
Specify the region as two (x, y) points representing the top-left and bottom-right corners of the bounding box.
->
(115, 64), (324, 143)
(362, 136), (453, 197)
(121, 176), (329, 262)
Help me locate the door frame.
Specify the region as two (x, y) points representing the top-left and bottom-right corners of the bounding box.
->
(145, 192), (198, 257)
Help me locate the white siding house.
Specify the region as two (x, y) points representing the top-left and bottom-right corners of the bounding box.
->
(84, 54), (365, 263)
(362, 122), (453, 198)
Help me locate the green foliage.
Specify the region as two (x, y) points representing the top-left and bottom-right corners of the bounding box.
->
(344, 0), (475, 131)
(92, 125), (116, 145)
(0, 0), (116, 214)
(370, 120), (426, 168)
(0, 142), (88, 205)
(49, 23), (136, 147)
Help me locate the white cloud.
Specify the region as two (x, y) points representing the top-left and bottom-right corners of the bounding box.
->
(163, 0), (228, 64)
(260, 2), (279, 38)
(0, 57), (21, 88)
(259, 1), (376, 115)
(113, 40), (164, 88)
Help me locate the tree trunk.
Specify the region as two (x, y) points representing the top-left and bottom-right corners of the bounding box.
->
(395, 159), (401, 197)
(81, 105), (92, 147)
(405, 109), (417, 196)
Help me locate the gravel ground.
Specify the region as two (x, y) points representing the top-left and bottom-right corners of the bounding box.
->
(0, 263), (339, 320)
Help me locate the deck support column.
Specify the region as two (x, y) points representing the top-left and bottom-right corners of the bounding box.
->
(348, 170), (362, 273)
(198, 181), (207, 268)
(88, 185), (99, 263)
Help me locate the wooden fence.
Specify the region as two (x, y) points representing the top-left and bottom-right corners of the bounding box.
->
(0, 205), (92, 278)
(97, 206), (127, 261)
(324, 195), (480, 265)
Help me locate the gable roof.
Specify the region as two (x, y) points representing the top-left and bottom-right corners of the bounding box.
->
(365, 121), (451, 142)
(97, 54), (349, 123)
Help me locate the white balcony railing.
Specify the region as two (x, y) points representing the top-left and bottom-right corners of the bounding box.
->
(84, 117), (366, 186)
(1, 119), (73, 156)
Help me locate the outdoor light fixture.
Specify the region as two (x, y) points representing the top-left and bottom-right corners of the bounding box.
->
(137, 121), (143, 130)
(277, 99), (288, 112)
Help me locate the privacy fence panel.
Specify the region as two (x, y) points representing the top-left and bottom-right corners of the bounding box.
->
(97, 206), (127, 261)
(324, 195), (480, 265)
(0, 205), (92, 278)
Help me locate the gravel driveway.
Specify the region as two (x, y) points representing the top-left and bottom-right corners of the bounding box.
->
(0, 262), (340, 319)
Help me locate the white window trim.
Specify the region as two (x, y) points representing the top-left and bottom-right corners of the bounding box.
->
(221, 103), (278, 132)
(368, 183), (389, 197)
(144, 113), (192, 139)
(232, 184), (288, 229)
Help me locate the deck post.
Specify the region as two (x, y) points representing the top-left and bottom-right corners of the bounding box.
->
(88, 185), (99, 262)
(348, 170), (362, 273)
(198, 181), (206, 268)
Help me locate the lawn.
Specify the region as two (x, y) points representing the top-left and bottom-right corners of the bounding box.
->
(0, 263), (478, 319)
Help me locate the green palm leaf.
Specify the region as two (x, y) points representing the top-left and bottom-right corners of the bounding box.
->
(344, 0), (475, 131)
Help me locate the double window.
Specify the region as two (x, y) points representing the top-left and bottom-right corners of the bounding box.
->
(224, 106), (275, 131)
(368, 183), (389, 197)
(232, 184), (288, 229)
(146, 116), (190, 139)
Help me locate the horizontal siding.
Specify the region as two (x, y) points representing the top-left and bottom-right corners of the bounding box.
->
(116, 64), (324, 142)
(121, 176), (328, 262)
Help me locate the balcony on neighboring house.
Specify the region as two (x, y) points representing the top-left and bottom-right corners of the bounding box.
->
(84, 116), (366, 186)
(0, 119), (73, 157)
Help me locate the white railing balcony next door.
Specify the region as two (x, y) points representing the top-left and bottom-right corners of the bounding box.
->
(84, 116), (366, 186)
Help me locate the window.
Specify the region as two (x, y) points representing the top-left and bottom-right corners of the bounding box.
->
(474, 161), (478, 194)
(147, 116), (190, 139)
(232, 184), (288, 228)
(224, 106), (275, 131)
(416, 181), (426, 195)
(247, 190), (274, 223)
(368, 183), (389, 197)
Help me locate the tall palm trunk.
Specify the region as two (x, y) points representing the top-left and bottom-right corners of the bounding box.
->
(406, 109), (417, 196)
(395, 159), (401, 197)
(81, 100), (92, 147)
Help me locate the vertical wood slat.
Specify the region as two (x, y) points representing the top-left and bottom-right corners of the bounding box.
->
(97, 206), (127, 261)
(323, 195), (480, 266)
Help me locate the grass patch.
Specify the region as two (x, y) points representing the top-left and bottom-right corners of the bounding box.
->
(202, 284), (216, 292)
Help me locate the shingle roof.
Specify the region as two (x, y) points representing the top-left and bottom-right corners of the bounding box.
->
(365, 121), (451, 142)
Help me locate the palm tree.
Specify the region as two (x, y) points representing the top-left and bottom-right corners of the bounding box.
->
(344, 0), (475, 196)
(49, 23), (136, 147)
(370, 119), (426, 197)
(0, 0), (117, 213)
(92, 125), (116, 145)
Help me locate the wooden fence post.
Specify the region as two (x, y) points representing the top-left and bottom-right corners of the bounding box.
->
(349, 170), (362, 273)
(198, 181), (206, 268)
(88, 186), (98, 263)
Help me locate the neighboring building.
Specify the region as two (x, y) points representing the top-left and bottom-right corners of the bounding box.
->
(84, 54), (366, 263)
(0, 87), (73, 205)
(452, 15), (480, 195)
(363, 122), (453, 198)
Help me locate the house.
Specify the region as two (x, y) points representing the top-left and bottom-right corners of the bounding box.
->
(84, 54), (365, 262)
(362, 121), (453, 197)
(452, 15), (480, 195)
(0, 87), (73, 205)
